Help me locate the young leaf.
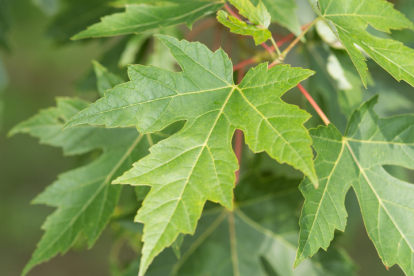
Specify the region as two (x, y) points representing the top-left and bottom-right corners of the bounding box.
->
(295, 96), (414, 276)
(9, 98), (152, 276)
(217, 10), (272, 45)
(93, 61), (125, 97)
(65, 35), (317, 275)
(72, 0), (225, 40)
(310, 0), (414, 86)
(228, 0), (271, 28)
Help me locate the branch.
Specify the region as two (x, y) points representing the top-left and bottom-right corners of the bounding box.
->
(233, 57), (258, 71)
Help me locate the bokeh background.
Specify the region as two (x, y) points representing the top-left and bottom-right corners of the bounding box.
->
(0, 0), (412, 275)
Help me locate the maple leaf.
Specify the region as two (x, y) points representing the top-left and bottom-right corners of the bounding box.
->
(64, 35), (317, 275)
(72, 0), (225, 40)
(9, 97), (153, 276)
(295, 96), (414, 276)
(309, 0), (414, 86)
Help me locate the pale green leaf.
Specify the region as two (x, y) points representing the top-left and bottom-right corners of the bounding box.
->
(93, 61), (125, 97)
(311, 0), (414, 86)
(64, 35), (317, 275)
(72, 0), (225, 40)
(217, 10), (272, 45)
(295, 96), (414, 276)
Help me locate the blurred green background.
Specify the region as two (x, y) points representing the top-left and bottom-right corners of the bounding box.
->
(0, 0), (411, 275)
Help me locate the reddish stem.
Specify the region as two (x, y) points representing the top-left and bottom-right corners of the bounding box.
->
(297, 83), (331, 125)
(214, 25), (223, 51)
(261, 42), (275, 57)
(275, 33), (295, 47)
(224, 3), (241, 20)
(234, 129), (243, 184)
(234, 68), (245, 184)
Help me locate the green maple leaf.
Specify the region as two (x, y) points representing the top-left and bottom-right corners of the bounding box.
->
(9, 97), (153, 276)
(72, 0), (225, 40)
(310, 0), (414, 86)
(218, 10), (272, 45)
(295, 96), (414, 275)
(65, 35), (318, 275)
